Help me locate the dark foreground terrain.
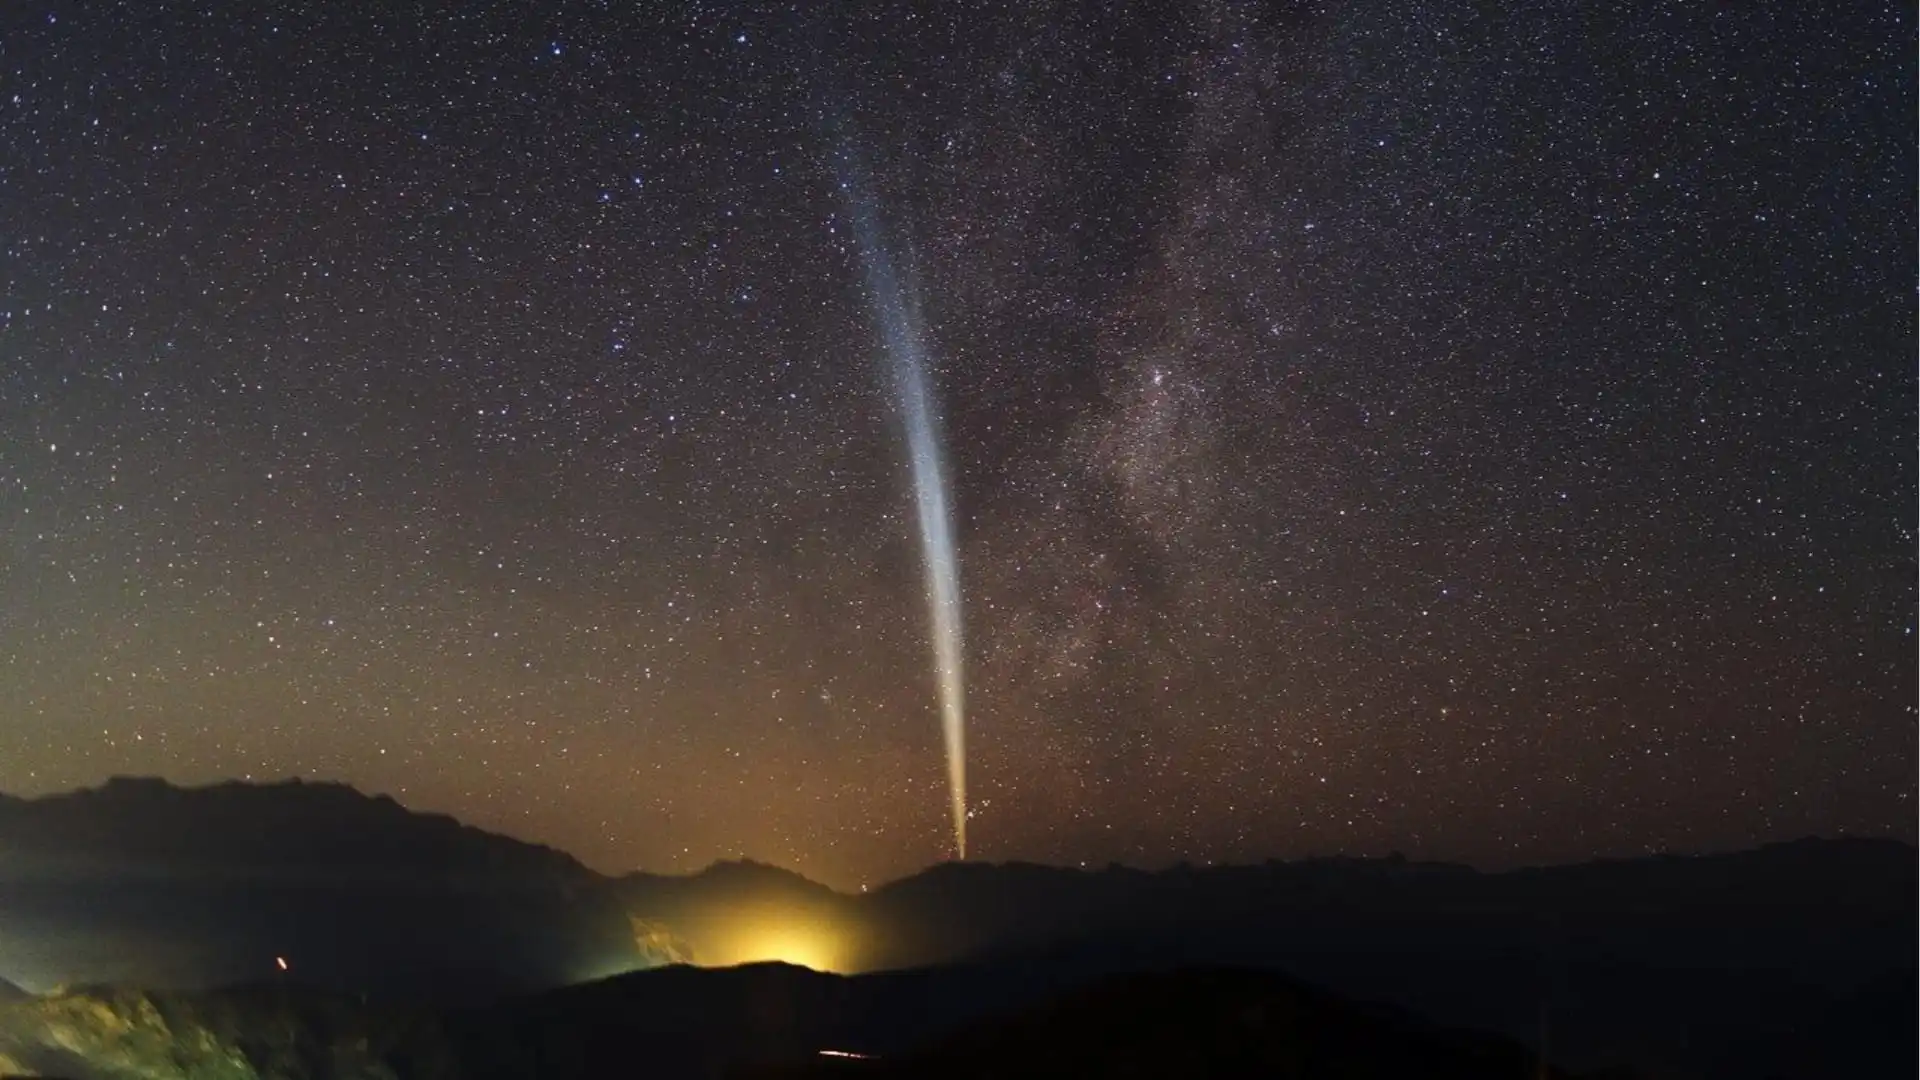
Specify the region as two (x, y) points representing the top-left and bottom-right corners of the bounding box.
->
(0, 963), (1612, 1080)
(1, 779), (1912, 1079)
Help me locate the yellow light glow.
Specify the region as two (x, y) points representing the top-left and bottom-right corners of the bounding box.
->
(611, 903), (858, 979)
(725, 918), (844, 972)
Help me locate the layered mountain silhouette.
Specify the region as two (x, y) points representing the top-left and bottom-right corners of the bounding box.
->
(0, 777), (1912, 1079)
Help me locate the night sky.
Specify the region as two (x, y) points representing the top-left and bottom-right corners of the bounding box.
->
(1, 1), (1912, 889)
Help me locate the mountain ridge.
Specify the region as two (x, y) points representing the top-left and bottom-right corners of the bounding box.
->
(0, 776), (594, 888)
(4, 775), (1909, 893)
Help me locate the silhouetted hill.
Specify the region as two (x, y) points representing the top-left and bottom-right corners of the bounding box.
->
(852, 839), (1914, 971)
(0, 778), (627, 1000)
(754, 968), (1600, 1080)
(453, 962), (1608, 1080)
(0, 776), (591, 886)
(839, 840), (1916, 1078)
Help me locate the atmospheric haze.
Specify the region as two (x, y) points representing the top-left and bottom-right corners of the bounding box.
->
(835, 146), (969, 860)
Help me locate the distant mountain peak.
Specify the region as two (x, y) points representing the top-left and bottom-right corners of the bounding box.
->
(696, 858), (822, 883)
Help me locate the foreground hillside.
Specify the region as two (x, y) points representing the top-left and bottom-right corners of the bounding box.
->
(0, 964), (1600, 1080)
(0, 984), (453, 1080)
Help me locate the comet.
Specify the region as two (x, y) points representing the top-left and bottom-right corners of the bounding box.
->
(835, 143), (969, 860)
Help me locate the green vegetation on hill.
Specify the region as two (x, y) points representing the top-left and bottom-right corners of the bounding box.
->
(0, 986), (454, 1080)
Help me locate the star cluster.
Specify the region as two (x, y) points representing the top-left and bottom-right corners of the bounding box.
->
(0, 1), (1911, 888)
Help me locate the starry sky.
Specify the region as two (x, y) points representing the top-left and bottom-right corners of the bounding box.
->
(1, 1), (1912, 889)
